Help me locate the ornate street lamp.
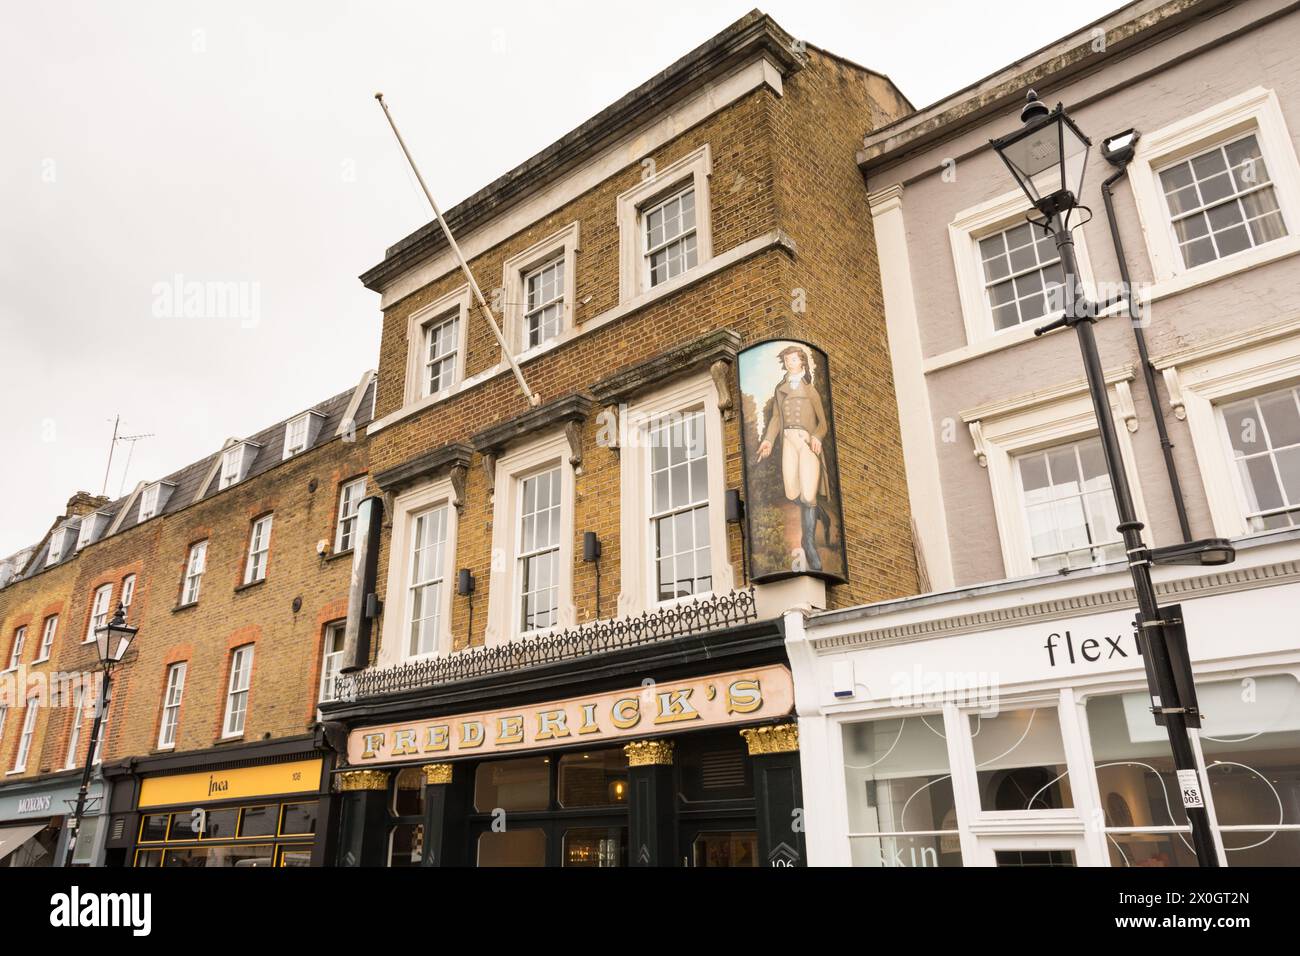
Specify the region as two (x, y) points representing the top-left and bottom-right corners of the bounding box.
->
(63, 602), (137, 867)
(991, 92), (1235, 868)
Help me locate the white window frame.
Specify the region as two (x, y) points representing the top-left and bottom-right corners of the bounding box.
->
(138, 483), (161, 522)
(35, 615), (57, 663)
(1129, 87), (1300, 300)
(282, 411), (323, 460)
(182, 540), (207, 605)
(1156, 321), (1300, 538)
(46, 527), (72, 567)
(949, 187), (1100, 351)
(319, 622), (347, 703)
(158, 662), (187, 750)
(963, 372), (1148, 579)
(616, 145), (713, 302)
(501, 222), (580, 357)
(403, 285), (470, 407)
(515, 465), (564, 635)
(378, 477), (459, 667)
(86, 583), (113, 643)
(11, 698), (39, 772)
(91, 691), (110, 765)
(120, 574), (136, 616)
(218, 441), (261, 490)
(618, 373), (734, 616)
(334, 477), (368, 553)
(244, 514), (273, 584)
(64, 684), (86, 769)
(485, 432), (576, 645)
(6, 626), (25, 671)
(222, 644), (254, 738)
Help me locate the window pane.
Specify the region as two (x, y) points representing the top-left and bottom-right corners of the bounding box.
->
(842, 716), (961, 868)
(557, 749), (629, 808)
(238, 805), (278, 838)
(474, 756), (550, 812)
(691, 832), (759, 867)
(392, 766), (424, 817)
(280, 802), (317, 836)
(389, 823), (424, 867)
(970, 707), (1073, 810)
(563, 827), (626, 867)
(477, 828), (546, 867)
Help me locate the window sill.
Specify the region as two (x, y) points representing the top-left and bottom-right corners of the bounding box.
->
(1144, 235), (1300, 304)
(325, 548), (354, 564)
(31, 657), (49, 666)
(0, 666), (16, 676)
(214, 734), (245, 745)
(172, 601), (199, 613)
(234, 578), (266, 594)
(151, 745), (176, 755)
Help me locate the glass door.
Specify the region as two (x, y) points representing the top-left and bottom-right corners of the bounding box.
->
(973, 833), (1090, 867)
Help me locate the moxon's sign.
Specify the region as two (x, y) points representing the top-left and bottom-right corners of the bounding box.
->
(347, 665), (794, 764)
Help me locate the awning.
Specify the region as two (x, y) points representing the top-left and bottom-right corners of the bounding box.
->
(0, 823), (47, 863)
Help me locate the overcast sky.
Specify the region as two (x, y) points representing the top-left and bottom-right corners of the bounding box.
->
(0, 0), (1122, 557)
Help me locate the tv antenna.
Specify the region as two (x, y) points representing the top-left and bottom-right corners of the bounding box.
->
(100, 416), (155, 498)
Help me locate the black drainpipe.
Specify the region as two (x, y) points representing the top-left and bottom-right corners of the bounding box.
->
(1099, 130), (1193, 543)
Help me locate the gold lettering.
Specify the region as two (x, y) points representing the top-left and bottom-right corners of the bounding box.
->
(577, 702), (600, 735)
(460, 720), (485, 748)
(392, 729), (418, 756)
(611, 697), (641, 730)
(424, 724), (450, 752)
(727, 679), (763, 714)
(361, 733), (386, 759)
(654, 688), (700, 725)
(497, 715), (524, 745)
(536, 709), (571, 741)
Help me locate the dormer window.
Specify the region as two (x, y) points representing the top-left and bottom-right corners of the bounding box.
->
(282, 412), (324, 460)
(218, 441), (260, 490)
(138, 481), (176, 522)
(46, 522), (79, 567)
(76, 512), (111, 551)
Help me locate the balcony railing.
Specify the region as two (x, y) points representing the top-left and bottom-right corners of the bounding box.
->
(335, 587), (757, 701)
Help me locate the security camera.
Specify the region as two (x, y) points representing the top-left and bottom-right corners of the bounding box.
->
(316, 539), (329, 556)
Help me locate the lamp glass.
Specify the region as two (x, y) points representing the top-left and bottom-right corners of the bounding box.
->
(994, 107), (1091, 208)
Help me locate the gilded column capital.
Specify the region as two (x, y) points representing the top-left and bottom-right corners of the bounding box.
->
(422, 763), (454, 785)
(334, 769), (390, 792)
(624, 739), (675, 767)
(740, 723), (799, 755)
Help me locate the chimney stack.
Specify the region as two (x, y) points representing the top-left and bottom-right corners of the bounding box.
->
(65, 491), (110, 518)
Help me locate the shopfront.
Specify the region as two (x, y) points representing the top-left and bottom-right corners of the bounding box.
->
(790, 529), (1300, 867)
(0, 773), (107, 867)
(327, 646), (807, 867)
(102, 735), (335, 868)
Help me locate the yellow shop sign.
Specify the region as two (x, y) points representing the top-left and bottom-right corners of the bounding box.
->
(347, 665), (795, 765)
(138, 758), (323, 809)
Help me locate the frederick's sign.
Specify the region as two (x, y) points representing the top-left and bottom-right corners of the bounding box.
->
(348, 665), (794, 764)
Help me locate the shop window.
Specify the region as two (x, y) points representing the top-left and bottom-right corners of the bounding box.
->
(388, 823), (424, 867)
(841, 715), (962, 868)
(1086, 691), (1195, 867)
(277, 845), (312, 867)
(563, 827), (625, 867)
(477, 828), (546, 867)
(1197, 674), (1300, 867)
(473, 756), (550, 813)
(969, 707), (1073, 811)
(161, 845), (275, 867)
(238, 805), (279, 839)
(391, 767), (425, 817)
(557, 749), (629, 808)
(135, 849), (162, 867)
(279, 801), (318, 837)
(691, 832), (758, 867)
(139, 815), (170, 843)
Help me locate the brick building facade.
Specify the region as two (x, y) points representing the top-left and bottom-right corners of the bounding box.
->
(0, 374), (374, 866)
(322, 11), (921, 868)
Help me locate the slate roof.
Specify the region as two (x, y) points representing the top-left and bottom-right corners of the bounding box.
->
(1, 375), (375, 589)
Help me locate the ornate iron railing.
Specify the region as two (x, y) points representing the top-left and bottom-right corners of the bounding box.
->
(335, 587), (756, 701)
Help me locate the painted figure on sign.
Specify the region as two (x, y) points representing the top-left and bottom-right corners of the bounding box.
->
(756, 345), (831, 571)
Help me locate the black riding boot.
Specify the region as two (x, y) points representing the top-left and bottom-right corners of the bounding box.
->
(801, 504), (822, 571)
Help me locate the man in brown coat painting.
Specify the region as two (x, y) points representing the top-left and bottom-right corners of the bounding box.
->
(756, 344), (830, 572)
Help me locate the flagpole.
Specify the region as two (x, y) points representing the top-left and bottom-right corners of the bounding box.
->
(374, 93), (540, 407)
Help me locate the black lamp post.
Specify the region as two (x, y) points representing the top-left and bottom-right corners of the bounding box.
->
(62, 601), (137, 868)
(992, 91), (1234, 868)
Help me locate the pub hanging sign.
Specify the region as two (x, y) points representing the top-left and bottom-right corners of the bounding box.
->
(346, 665), (794, 764)
(737, 339), (849, 583)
